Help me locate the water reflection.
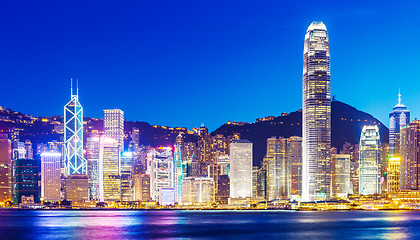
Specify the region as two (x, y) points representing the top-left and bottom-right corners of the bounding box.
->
(0, 210), (420, 239)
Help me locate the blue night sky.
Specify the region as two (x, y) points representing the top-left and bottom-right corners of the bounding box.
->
(1, 1), (419, 131)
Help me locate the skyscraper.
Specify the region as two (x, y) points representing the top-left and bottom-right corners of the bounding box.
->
(389, 90), (410, 156)
(302, 21), (331, 201)
(359, 125), (381, 195)
(149, 147), (174, 203)
(288, 136), (302, 197)
(41, 152), (61, 202)
(100, 137), (121, 202)
(104, 109), (125, 152)
(64, 80), (86, 175)
(331, 154), (351, 198)
(174, 134), (183, 203)
(229, 139), (252, 199)
(0, 137), (12, 203)
(266, 137), (289, 200)
(400, 120), (420, 190)
(86, 134), (101, 201)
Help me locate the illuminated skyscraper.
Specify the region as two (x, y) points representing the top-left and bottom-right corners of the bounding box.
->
(389, 90), (410, 156)
(86, 134), (101, 201)
(41, 152), (61, 202)
(104, 109), (124, 152)
(120, 151), (133, 201)
(302, 21), (331, 201)
(149, 147), (174, 203)
(288, 136), (302, 197)
(331, 154), (351, 198)
(387, 156), (400, 192)
(229, 139), (252, 199)
(100, 137), (121, 202)
(174, 134), (183, 203)
(64, 80), (86, 175)
(359, 125), (381, 195)
(0, 137), (12, 203)
(266, 137), (289, 200)
(400, 120), (420, 190)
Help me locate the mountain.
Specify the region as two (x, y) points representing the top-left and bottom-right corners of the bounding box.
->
(211, 101), (388, 167)
(0, 101), (388, 166)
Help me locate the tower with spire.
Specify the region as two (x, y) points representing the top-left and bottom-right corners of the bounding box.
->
(389, 89), (410, 156)
(64, 79), (86, 175)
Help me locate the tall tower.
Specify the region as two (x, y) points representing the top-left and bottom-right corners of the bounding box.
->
(174, 134), (183, 203)
(302, 21), (331, 201)
(64, 79), (86, 175)
(359, 125), (381, 195)
(389, 90), (410, 156)
(104, 109), (124, 152)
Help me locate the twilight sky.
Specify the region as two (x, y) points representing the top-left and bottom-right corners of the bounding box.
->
(1, 1), (420, 131)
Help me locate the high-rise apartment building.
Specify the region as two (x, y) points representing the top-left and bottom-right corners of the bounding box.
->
(302, 21), (331, 201)
(400, 120), (420, 190)
(389, 91), (410, 156)
(64, 80), (86, 175)
(104, 109), (124, 152)
(41, 152), (61, 202)
(14, 159), (40, 205)
(359, 125), (381, 195)
(229, 139), (252, 199)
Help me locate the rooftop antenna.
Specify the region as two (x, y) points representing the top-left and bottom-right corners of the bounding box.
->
(71, 78), (73, 96)
(398, 88), (401, 105)
(77, 78), (79, 96)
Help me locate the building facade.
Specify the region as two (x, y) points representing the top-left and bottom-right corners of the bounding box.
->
(229, 140), (253, 199)
(359, 125), (381, 195)
(266, 137), (289, 200)
(331, 154), (351, 198)
(104, 109), (125, 152)
(302, 21), (332, 201)
(400, 121), (420, 190)
(41, 152), (61, 202)
(389, 91), (410, 156)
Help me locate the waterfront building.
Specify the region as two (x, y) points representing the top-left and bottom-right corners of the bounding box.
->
(389, 90), (410, 156)
(104, 109), (124, 152)
(65, 174), (89, 204)
(331, 154), (351, 198)
(0, 137), (12, 203)
(266, 137), (289, 200)
(229, 139), (253, 199)
(133, 173), (150, 201)
(400, 120), (420, 190)
(150, 147), (174, 203)
(14, 159), (40, 205)
(181, 177), (215, 205)
(86, 134), (101, 201)
(120, 151), (133, 201)
(215, 175), (230, 204)
(359, 125), (381, 195)
(174, 134), (183, 204)
(302, 21), (332, 201)
(41, 152), (61, 202)
(159, 187), (175, 206)
(64, 79), (86, 175)
(100, 137), (121, 202)
(387, 156), (400, 193)
(288, 136), (302, 197)
(198, 126), (211, 175)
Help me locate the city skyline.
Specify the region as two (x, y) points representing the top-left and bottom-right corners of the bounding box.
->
(1, 1), (420, 131)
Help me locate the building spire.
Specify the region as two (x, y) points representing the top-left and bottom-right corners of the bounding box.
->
(398, 88), (401, 105)
(71, 78), (73, 96)
(77, 78), (79, 96)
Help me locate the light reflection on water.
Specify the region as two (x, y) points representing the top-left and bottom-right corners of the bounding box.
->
(0, 210), (419, 239)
